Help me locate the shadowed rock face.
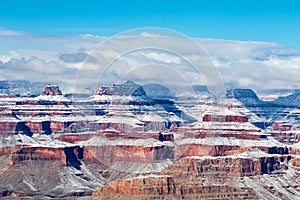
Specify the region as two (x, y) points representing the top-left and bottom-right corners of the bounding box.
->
(15, 122), (33, 137)
(233, 89), (300, 129)
(274, 90), (300, 107)
(142, 83), (176, 100)
(41, 121), (52, 135)
(64, 147), (82, 170)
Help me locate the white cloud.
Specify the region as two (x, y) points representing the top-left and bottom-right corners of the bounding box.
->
(0, 56), (77, 81)
(140, 52), (181, 64)
(197, 38), (300, 89)
(0, 29), (300, 94)
(0, 27), (25, 36)
(139, 31), (162, 37)
(263, 55), (300, 69)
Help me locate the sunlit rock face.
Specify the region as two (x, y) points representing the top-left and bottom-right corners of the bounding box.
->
(91, 150), (294, 200)
(0, 82), (300, 199)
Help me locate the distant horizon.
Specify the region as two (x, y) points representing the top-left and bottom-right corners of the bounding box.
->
(0, 79), (298, 97)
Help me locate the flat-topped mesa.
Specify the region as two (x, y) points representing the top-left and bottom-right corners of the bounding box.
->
(202, 105), (249, 123)
(95, 81), (146, 96)
(41, 85), (62, 96)
(173, 104), (269, 141)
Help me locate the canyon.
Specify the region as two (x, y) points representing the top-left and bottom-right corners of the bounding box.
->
(0, 82), (300, 199)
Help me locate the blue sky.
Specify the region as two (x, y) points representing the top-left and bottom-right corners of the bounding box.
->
(1, 0), (300, 49)
(1, 0), (300, 91)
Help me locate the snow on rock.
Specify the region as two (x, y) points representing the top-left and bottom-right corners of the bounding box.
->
(81, 136), (174, 147)
(11, 134), (76, 148)
(177, 136), (285, 148)
(33, 95), (70, 102)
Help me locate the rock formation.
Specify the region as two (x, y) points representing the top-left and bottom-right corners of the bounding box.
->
(95, 81), (146, 97)
(41, 85), (63, 96)
(0, 82), (300, 199)
(91, 149), (296, 200)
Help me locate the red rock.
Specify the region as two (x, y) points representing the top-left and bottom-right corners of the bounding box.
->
(0, 122), (18, 135)
(41, 85), (62, 96)
(203, 114), (248, 122)
(84, 145), (174, 164)
(91, 176), (177, 200)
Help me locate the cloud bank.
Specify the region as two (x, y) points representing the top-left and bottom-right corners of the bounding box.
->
(0, 27), (300, 94)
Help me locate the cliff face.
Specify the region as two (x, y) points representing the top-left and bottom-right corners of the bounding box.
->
(0, 142), (107, 198)
(83, 145), (174, 164)
(1, 84), (300, 199)
(91, 175), (177, 200)
(41, 85), (62, 96)
(0, 144), (83, 166)
(161, 154), (288, 177)
(91, 150), (296, 200)
(88, 99), (300, 200)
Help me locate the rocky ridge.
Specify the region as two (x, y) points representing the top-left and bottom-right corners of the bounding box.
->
(0, 83), (299, 199)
